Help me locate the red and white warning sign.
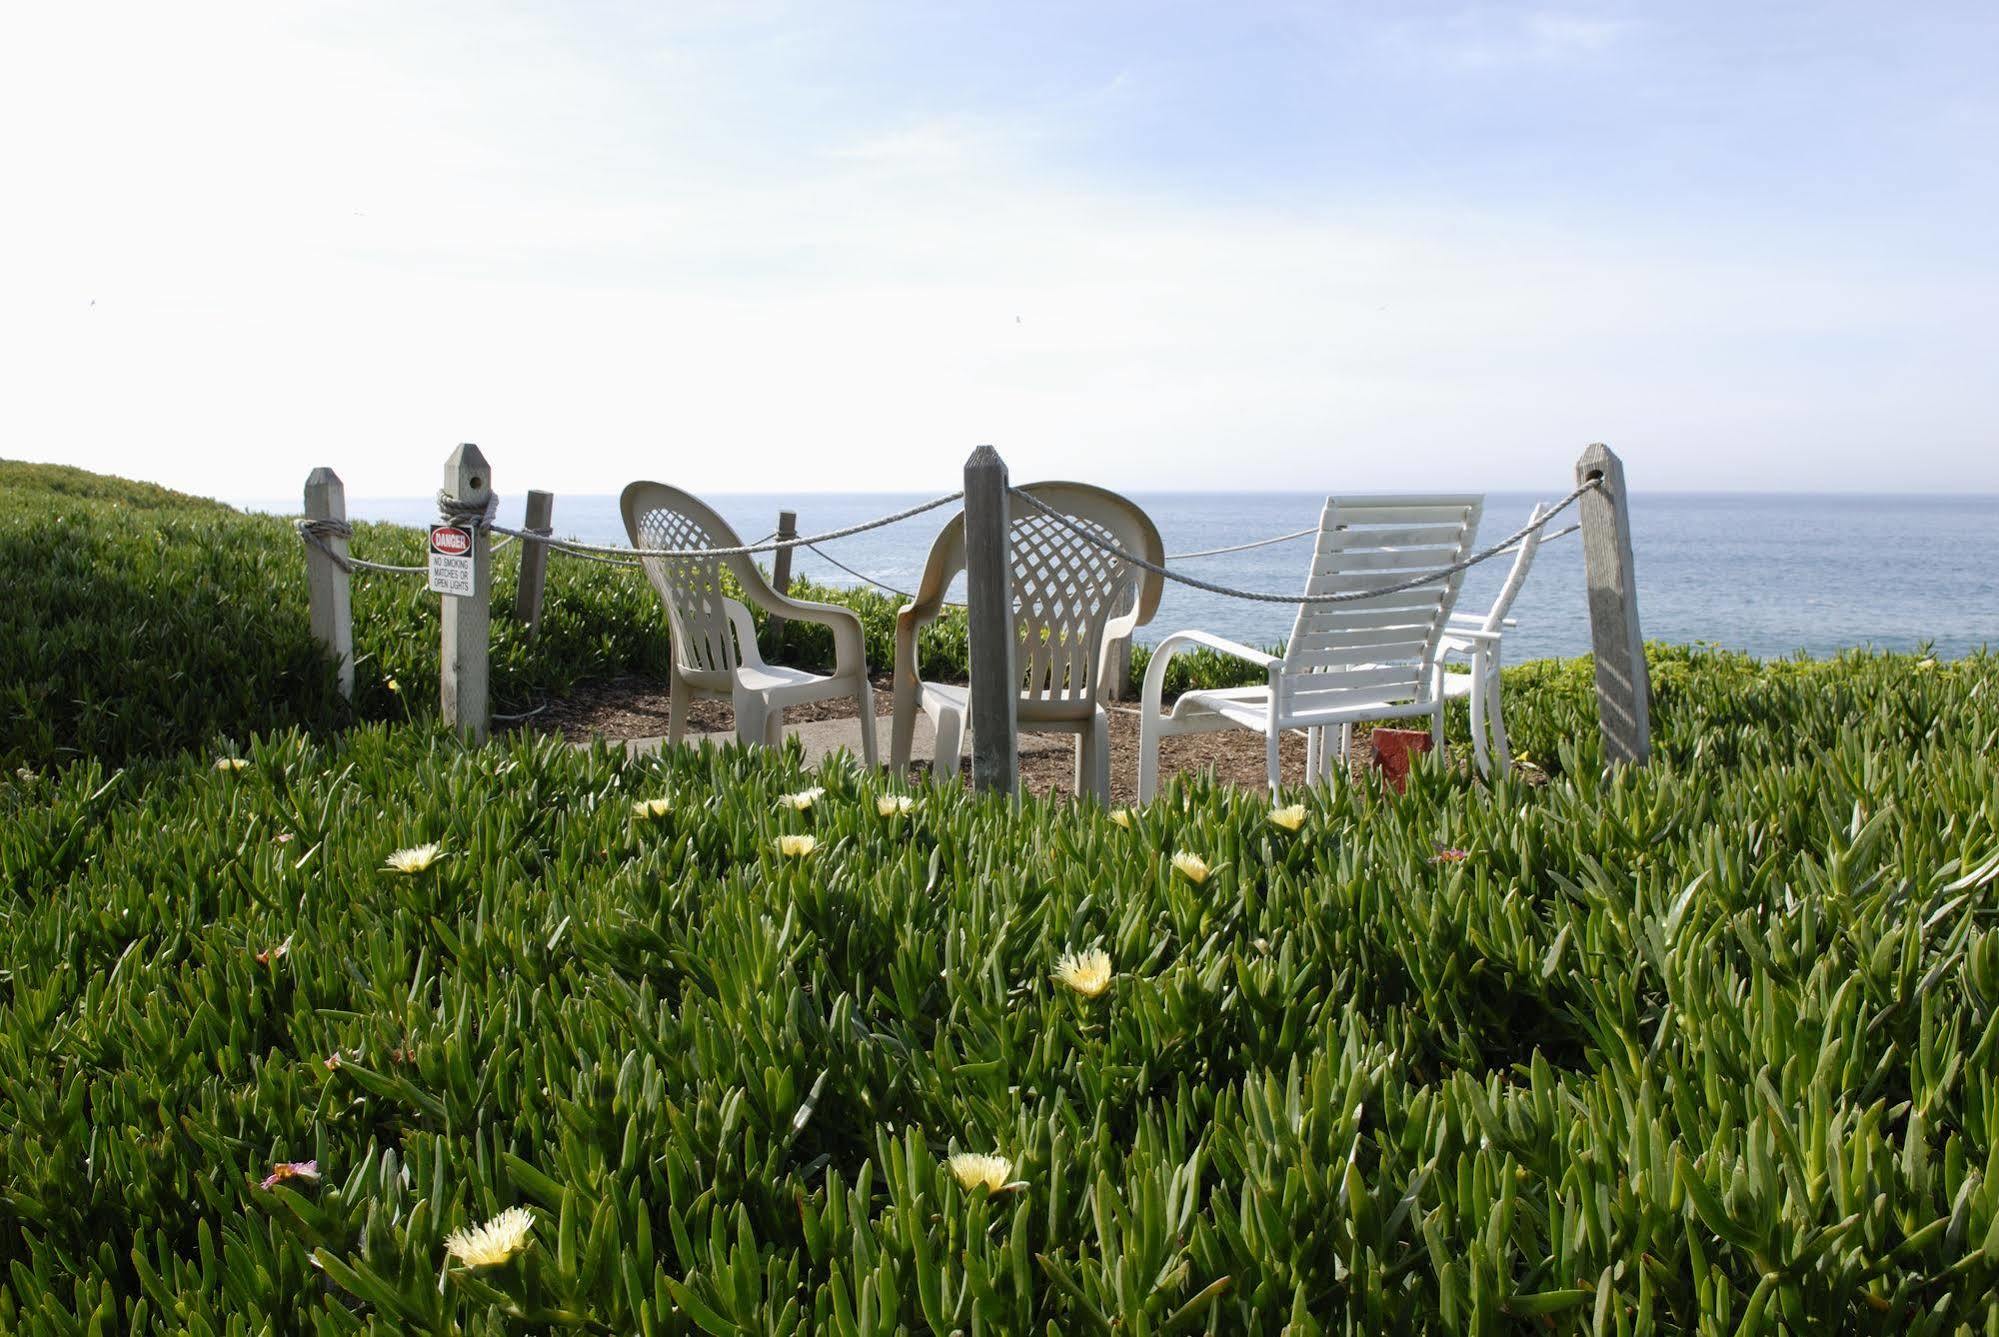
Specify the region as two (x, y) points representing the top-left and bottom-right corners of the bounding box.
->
(428, 525), (477, 596)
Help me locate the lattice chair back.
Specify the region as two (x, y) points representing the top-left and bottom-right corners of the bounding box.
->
(620, 481), (766, 677)
(907, 482), (1163, 714)
(1278, 494), (1484, 714)
(1008, 485), (1163, 707)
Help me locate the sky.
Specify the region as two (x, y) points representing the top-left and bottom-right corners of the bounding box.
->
(2, 1), (1995, 500)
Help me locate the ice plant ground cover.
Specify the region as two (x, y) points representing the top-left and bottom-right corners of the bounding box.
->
(0, 648), (1996, 1331)
(0, 460), (1275, 772)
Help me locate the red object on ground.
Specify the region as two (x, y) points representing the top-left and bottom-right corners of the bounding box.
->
(1369, 728), (1433, 793)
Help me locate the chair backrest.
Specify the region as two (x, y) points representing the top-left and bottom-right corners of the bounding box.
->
(1467, 502), (1548, 634)
(1279, 494), (1483, 712)
(620, 481), (767, 676)
(907, 482), (1164, 712)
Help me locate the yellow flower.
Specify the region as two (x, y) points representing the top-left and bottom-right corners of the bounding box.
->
(876, 795), (914, 817)
(383, 843), (443, 874)
(1268, 804), (1306, 833)
(947, 1152), (1020, 1194)
(778, 833), (817, 858)
(215, 757), (249, 772)
(1052, 948), (1113, 998)
(443, 1206), (534, 1268)
(385, 677), (402, 694)
(1170, 851), (1211, 885)
(1109, 808), (1134, 829)
(1916, 658), (1938, 673)
(631, 797), (672, 819)
(778, 786), (826, 812)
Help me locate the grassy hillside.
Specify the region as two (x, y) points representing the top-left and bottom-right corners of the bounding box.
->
(1, 657), (1995, 1329)
(0, 460), (979, 770)
(2, 461), (1995, 1332)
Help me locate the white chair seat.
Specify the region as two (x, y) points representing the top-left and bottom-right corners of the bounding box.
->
(1437, 672), (1476, 700)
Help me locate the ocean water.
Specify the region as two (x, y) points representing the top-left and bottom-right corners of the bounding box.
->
(248, 491), (1999, 663)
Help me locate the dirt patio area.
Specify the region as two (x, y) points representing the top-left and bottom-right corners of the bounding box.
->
(517, 672), (1504, 806)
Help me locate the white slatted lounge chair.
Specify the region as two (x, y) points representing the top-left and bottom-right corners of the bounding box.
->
(1137, 494), (1483, 800)
(889, 482), (1163, 802)
(1430, 501), (1546, 777)
(621, 481), (877, 764)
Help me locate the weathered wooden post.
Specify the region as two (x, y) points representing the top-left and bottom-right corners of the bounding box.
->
(439, 443), (492, 743)
(1103, 635), (1133, 703)
(767, 508), (798, 655)
(963, 446), (1018, 793)
(302, 467), (354, 699)
(515, 488), (554, 637)
(1576, 442), (1650, 766)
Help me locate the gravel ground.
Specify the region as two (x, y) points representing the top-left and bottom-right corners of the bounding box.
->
(517, 672), (1506, 805)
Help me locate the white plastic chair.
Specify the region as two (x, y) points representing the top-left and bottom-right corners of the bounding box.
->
(1137, 494), (1483, 800)
(621, 481), (877, 764)
(889, 482), (1163, 801)
(1431, 502), (1545, 777)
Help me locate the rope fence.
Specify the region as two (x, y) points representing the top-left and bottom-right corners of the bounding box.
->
(297, 441), (1648, 779)
(1006, 477), (1599, 605)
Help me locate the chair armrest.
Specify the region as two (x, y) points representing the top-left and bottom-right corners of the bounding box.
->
(1141, 630), (1282, 715)
(893, 605), (926, 690)
(764, 594), (869, 677)
(1440, 628), (1502, 648)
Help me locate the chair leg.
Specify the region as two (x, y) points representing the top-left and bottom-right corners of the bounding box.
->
(1074, 713), (1109, 802)
(764, 704), (785, 751)
(890, 676), (917, 774)
(853, 678), (880, 767)
(1137, 714), (1161, 803)
(667, 670), (690, 747)
(1304, 727), (1320, 785)
(1265, 726), (1281, 793)
(735, 695), (766, 751)
(934, 705), (964, 781)
(1485, 670), (1512, 777)
(1467, 672), (1491, 777)
(1339, 723), (1355, 770)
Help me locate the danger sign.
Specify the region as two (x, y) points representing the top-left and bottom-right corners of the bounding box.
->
(428, 525), (478, 596)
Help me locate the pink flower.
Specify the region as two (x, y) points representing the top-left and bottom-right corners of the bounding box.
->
(261, 1160), (320, 1191)
(1430, 846), (1470, 864)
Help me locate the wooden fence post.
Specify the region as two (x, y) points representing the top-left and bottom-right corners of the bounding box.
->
(440, 443), (492, 743)
(302, 467), (354, 699)
(515, 488), (554, 637)
(1103, 636), (1133, 703)
(1576, 442), (1650, 766)
(963, 446), (1018, 794)
(767, 508), (798, 655)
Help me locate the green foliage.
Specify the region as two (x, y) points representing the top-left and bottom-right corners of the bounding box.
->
(3, 648), (1998, 1331)
(0, 461), (951, 769)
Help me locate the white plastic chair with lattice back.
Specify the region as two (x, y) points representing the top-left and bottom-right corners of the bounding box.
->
(1429, 501), (1546, 776)
(1138, 494), (1483, 800)
(889, 482), (1163, 801)
(621, 481), (877, 764)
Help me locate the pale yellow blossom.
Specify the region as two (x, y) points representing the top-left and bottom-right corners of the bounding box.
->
(778, 833), (817, 858)
(443, 1206), (534, 1267)
(1171, 851), (1211, 885)
(947, 1153), (1020, 1194)
(1268, 804), (1307, 833)
(1053, 948), (1113, 999)
(877, 795), (915, 817)
(383, 843), (443, 874)
(631, 797), (672, 819)
(1109, 808), (1134, 829)
(778, 787), (826, 812)
(215, 757), (249, 772)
